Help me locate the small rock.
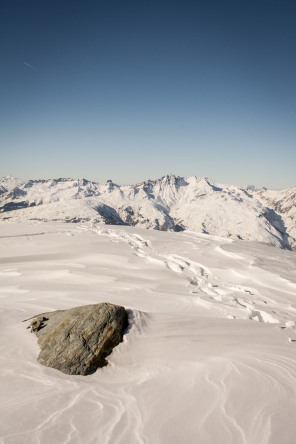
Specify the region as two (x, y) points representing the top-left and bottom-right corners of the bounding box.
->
(27, 316), (48, 332)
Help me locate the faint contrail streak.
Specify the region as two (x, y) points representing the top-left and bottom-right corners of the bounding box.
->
(24, 61), (38, 71)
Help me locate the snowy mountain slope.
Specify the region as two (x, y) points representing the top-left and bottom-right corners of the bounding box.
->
(255, 186), (296, 250)
(0, 174), (294, 249)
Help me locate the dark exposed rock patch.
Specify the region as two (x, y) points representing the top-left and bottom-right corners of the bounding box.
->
(25, 303), (128, 376)
(6, 187), (27, 199)
(0, 185), (8, 195)
(94, 203), (127, 225)
(0, 201), (35, 213)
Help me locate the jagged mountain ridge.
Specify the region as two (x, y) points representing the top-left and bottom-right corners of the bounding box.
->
(0, 174), (295, 249)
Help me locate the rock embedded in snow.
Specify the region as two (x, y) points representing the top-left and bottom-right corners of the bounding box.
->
(26, 303), (128, 376)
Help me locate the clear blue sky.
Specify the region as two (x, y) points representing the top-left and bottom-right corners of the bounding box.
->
(0, 0), (295, 189)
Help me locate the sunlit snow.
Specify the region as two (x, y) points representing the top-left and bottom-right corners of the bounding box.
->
(1, 222), (296, 443)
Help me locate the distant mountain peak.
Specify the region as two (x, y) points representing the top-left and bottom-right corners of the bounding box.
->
(0, 175), (24, 190)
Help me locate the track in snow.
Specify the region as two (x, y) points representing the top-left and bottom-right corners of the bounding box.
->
(85, 225), (295, 330)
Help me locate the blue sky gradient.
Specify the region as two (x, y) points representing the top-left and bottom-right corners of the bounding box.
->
(1, 0), (295, 188)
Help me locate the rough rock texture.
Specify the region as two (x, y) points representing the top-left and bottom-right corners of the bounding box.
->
(26, 303), (128, 376)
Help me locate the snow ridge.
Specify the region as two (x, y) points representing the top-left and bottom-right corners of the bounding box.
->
(0, 174), (295, 249)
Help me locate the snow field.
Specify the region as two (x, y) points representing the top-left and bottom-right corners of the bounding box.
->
(1, 222), (296, 444)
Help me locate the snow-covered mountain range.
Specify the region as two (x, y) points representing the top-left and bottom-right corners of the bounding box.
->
(0, 174), (295, 250)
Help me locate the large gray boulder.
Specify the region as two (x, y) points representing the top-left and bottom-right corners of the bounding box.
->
(25, 303), (128, 375)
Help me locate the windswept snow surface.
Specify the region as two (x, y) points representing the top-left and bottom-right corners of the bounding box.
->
(1, 222), (296, 444)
